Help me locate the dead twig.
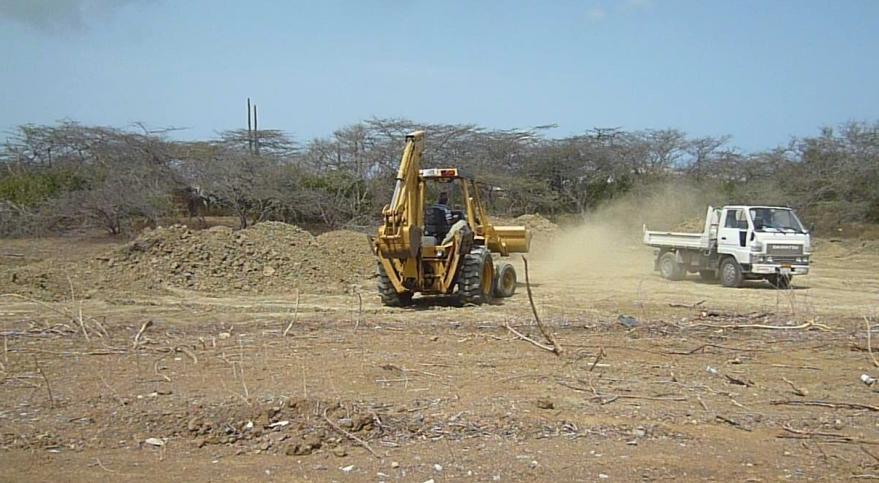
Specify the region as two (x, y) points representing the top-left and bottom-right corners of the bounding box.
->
(861, 445), (879, 464)
(613, 394), (688, 402)
(771, 399), (879, 412)
(696, 395), (709, 411)
(555, 379), (686, 403)
(692, 320), (831, 331)
(866, 317), (879, 368)
(354, 290), (363, 330)
(779, 424), (879, 445)
(769, 363), (821, 370)
(723, 373), (754, 387)
(175, 346), (198, 364)
(782, 377), (809, 397)
(505, 323), (556, 353)
(94, 458), (116, 473)
(589, 347), (606, 372)
(665, 343), (760, 355)
(132, 320), (153, 348)
(33, 356), (54, 407)
(521, 256), (562, 356)
(0, 293), (94, 337)
(668, 300), (706, 309)
(283, 290), (301, 337)
(715, 415), (751, 431)
(322, 407), (379, 458)
(153, 356), (171, 383)
(66, 276), (90, 341)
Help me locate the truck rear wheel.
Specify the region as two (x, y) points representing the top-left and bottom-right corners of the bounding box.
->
(493, 262), (516, 298)
(459, 247), (494, 305)
(377, 262), (414, 307)
(719, 257), (744, 288)
(659, 252), (685, 281)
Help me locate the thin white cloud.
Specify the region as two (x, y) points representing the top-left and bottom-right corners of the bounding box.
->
(624, 0), (654, 12)
(0, 0), (146, 32)
(587, 6), (607, 22)
(585, 0), (653, 24)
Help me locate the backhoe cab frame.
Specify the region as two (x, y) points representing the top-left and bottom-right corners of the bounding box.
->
(374, 131), (530, 306)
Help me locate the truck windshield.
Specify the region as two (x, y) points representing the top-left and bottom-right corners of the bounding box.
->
(749, 208), (804, 233)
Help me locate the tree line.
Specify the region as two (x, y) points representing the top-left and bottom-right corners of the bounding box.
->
(0, 118), (876, 236)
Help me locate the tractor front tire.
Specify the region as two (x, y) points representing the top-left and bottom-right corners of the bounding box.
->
(459, 247), (495, 305)
(377, 262), (413, 307)
(493, 262), (517, 298)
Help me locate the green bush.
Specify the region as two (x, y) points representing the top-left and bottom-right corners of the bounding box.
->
(0, 170), (86, 206)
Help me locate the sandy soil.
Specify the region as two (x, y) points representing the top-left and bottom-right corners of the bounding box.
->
(1, 224), (878, 481)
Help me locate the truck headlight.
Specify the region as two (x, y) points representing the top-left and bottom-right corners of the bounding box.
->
(750, 241), (763, 253)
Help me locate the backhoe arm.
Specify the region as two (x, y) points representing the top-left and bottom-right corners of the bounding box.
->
(376, 130), (425, 259)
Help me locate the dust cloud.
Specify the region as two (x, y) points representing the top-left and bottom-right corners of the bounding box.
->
(535, 182), (719, 279)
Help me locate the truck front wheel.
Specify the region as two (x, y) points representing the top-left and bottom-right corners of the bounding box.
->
(659, 252), (685, 281)
(719, 257), (744, 288)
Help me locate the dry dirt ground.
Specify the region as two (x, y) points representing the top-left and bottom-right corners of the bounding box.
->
(1, 223), (878, 482)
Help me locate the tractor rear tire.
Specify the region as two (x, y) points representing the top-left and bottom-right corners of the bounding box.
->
(659, 252), (685, 281)
(493, 262), (517, 298)
(459, 247), (495, 305)
(719, 257), (744, 288)
(377, 262), (413, 307)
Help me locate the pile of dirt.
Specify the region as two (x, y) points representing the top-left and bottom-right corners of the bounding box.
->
(97, 222), (375, 294)
(513, 214), (559, 234)
(812, 238), (879, 259)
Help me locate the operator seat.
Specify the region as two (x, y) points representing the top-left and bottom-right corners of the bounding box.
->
(424, 206), (450, 246)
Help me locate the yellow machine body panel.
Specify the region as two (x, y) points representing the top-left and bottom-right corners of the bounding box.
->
(374, 130), (531, 305)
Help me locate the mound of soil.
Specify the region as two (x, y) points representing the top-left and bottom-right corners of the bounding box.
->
(98, 222), (376, 294)
(513, 214), (559, 234)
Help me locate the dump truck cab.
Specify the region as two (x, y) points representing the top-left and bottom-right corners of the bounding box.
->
(719, 205), (811, 278)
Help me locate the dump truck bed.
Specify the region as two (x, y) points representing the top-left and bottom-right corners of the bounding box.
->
(642, 206), (719, 251)
(642, 230), (710, 250)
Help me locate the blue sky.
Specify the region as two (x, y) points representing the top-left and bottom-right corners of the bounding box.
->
(1, 0), (877, 150)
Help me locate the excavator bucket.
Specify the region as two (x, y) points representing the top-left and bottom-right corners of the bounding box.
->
(486, 226), (531, 255)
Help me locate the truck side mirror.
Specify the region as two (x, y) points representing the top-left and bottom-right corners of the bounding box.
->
(808, 223), (815, 234)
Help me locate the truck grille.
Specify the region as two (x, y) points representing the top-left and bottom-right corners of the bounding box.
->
(767, 244), (803, 256)
(770, 256), (802, 264)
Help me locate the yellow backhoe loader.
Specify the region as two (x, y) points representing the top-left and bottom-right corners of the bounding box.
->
(373, 131), (531, 306)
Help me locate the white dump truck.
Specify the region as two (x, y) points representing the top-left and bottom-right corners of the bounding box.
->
(643, 205), (811, 288)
